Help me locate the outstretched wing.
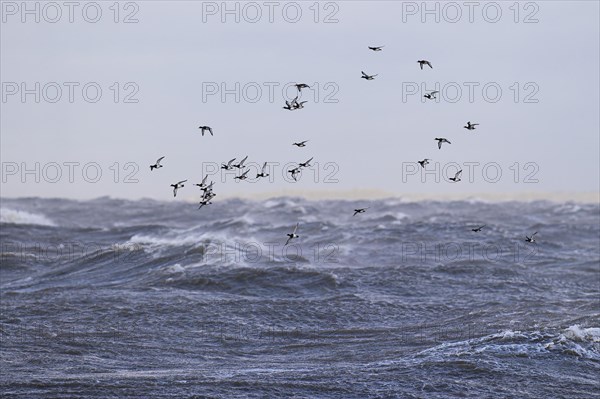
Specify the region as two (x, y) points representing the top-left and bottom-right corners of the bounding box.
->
(455, 170), (462, 179)
(156, 156), (165, 164)
(292, 223), (299, 234)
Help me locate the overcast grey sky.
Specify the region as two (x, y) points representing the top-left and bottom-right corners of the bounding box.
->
(1, 1), (599, 202)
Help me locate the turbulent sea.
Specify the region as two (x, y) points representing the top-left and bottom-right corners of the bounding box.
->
(1, 196), (599, 398)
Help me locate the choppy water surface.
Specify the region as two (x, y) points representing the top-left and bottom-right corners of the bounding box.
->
(1, 197), (599, 398)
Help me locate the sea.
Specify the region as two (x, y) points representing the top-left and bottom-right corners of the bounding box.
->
(1, 196), (599, 398)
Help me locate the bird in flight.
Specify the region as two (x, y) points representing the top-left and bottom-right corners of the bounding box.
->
(293, 99), (307, 110)
(201, 181), (214, 193)
(293, 141), (308, 147)
(288, 167), (301, 181)
(234, 169), (250, 181)
(464, 121), (479, 130)
(295, 83), (310, 92)
(195, 175), (208, 189)
(449, 170), (462, 182)
(525, 232), (538, 243)
(299, 157), (313, 168)
(361, 71), (378, 80)
(256, 162), (269, 178)
(353, 208), (368, 216)
(368, 46), (384, 51)
(221, 158), (236, 170)
(170, 180), (187, 197)
(472, 225), (485, 232)
(418, 159), (431, 168)
(198, 190), (215, 209)
(197, 199), (212, 209)
(198, 126), (213, 136)
(285, 223), (299, 246)
(283, 100), (294, 110)
(233, 156), (248, 169)
(417, 60), (433, 69)
(150, 156), (165, 171)
(424, 91), (438, 100)
(435, 138), (451, 149)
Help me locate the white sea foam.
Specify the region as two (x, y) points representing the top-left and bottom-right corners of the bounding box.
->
(0, 208), (56, 226)
(563, 325), (600, 343)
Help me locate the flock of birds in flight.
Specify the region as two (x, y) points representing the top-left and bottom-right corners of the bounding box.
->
(148, 46), (538, 246)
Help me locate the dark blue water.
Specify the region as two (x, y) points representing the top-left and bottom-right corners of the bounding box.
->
(1, 197), (599, 398)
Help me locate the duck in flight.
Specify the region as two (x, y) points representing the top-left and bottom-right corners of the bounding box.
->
(285, 223), (299, 246)
(424, 91), (438, 100)
(368, 46), (384, 51)
(293, 140), (308, 147)
(472, 225), (485, 232)
(288, 167), (301, 181)
(418, 158), (431, 168)
(221, 158), (236, 170)
(197, 199), (212, 209)
(525, 232), (538, 243)
(464, 121), (479, 130)
(198, 192), (214, 209)
(353, 208), (368, 216)
(256, 162), (269, 178)
(283, 96), (299, 110)
(150, 156), (165, 171)
(418, 60), (433, 69)
(295, 83), (310, 92)
(299, 157), (313, 168)
(233, 156), (248, 169)
(195, 175), (208, 189)
(449, 170), (462, 182)
(234, 169), (250, 181)
(361, 71), (378, 80)
(435, 138), (451, 149)
(198, 126), (213, 136)
(293, 99), (307, 110)
(170, 180), (187, 197)
(201, 181), (214, 193)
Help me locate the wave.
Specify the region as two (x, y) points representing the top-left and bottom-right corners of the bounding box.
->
(0, 208), (56, 226)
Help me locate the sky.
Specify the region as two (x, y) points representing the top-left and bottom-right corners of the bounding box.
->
(1, 0), (599, 202)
